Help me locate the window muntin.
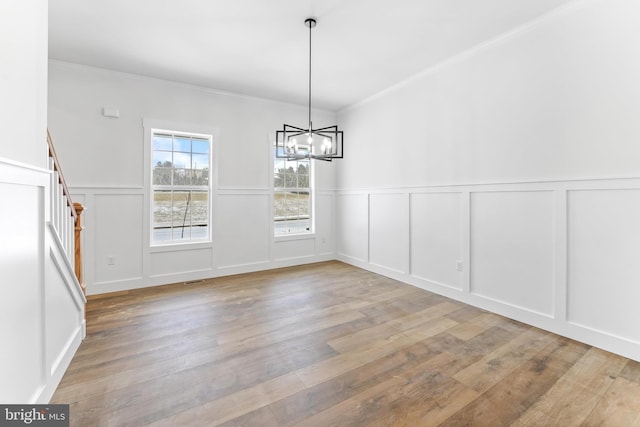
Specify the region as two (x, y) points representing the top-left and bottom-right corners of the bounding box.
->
(274, 147), (312, 236)
(152, 131), (211, 244)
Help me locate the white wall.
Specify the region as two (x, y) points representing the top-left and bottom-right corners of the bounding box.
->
(0, 0), (48, 168)
(0, 0), (85, 403)
(336, 0), (640, 361)
(48, 62), (338, 294)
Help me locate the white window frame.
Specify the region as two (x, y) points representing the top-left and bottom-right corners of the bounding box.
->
(273, 144), (314, 238)
(145, 121), (214, 248)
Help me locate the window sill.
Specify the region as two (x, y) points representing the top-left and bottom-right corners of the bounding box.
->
(274, 233), (316, 242)
(150, 240), (212, 253)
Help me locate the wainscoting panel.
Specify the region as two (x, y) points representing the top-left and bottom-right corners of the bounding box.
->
(568, 189), (640, 343)
(410, 192), (463, 290)
(369, 193), (409, 274)
(150, 247), (214, 278)
(73, 186), (336, 294)
(274, 237), (316, 262)
(338, 178), (640, 361)
(0, 181), (45, 403)
(45, 238), (84, 378)
(470, 191), (555, 316)
(215, 193), (270, 269)
(315, 192), (335, 256)
(336, 193), (369, 262)
(1, 160), (85, 403)
(94, 194), (144, 285)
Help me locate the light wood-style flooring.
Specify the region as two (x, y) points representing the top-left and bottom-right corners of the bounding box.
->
(52, 261), (640, 426)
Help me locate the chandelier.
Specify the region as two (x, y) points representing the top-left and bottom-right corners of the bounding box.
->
(276, 18), (343, 161)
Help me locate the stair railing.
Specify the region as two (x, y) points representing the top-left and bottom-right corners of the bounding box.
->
(47, 130), (85, 294)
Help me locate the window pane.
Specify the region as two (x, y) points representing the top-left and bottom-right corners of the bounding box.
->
(274, 192), (286, 219)
(192, 169), (209, 186)
(153, 227), (171, 242)
(191, 191), (208, 227)
(174, 137), (191, 153)
(173, 226), (190, 240)
(153, 134), (172, 151)
(274, 158), (285, 173)
(275, 218), (310, 235)
(173, 169), (191, 185)
(284, 168), (296, 187)
(192, 154), (208, 170)
(173, 152), (191, 169)
(297, 173), (309, 188)
(287, 192), (308, 218)
(153, 190), (172, 239)
(153, 167), (172, 185)
(192, 224), (208, 239)
(192, 139), (209, 154)
(274, 172), (284, 188)
(153, 150), (172, 168)
(172, 191), (190, 228)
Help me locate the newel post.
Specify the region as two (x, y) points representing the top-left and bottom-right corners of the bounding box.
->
(74, 202), (86, 295)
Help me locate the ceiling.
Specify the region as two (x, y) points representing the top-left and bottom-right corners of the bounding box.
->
(49, 0), (575, 112)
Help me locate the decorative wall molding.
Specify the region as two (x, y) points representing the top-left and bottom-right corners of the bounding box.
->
(337, 177), (640, 362)
(48, 246), (85, 312)
(0, 160), (85, 403)
(72, 185), (338, 295)
(0, 157), (50, 186)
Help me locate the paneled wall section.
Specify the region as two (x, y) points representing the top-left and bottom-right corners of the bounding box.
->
(71, 187), (336, 293)
(338, 179), (640, 362)
(0, 160), (85, 403)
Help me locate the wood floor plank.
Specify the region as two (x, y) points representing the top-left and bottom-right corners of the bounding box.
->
(50, 261), (640, 426)
(56, 325), (336, 405)
(453, 327), (555, 393)
(146, 372), (306, 427)
(511, 347), (628, 427)
(327, 301), (460, 353)
(620, 359), (640, 384)
(291, 352), (478, 427)
(447, 311), (514, 341)
(217, 406), (282, 427)
(581, 377), (640, 427)
(296, 316), (458, 388)
(268, 340), (443, 426)
(438, 337), (590, 426)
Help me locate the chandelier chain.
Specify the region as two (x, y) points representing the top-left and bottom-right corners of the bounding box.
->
(308, 19), (312, 131)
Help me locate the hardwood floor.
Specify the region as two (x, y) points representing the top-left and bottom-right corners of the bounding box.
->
(51, 261), (640, 426)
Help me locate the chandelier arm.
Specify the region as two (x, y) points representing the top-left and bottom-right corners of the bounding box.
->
(309, 155), (333, 162)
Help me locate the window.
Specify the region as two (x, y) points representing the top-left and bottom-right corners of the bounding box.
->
(274, 147), (312, 236)
(151, 130), (211, 244)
